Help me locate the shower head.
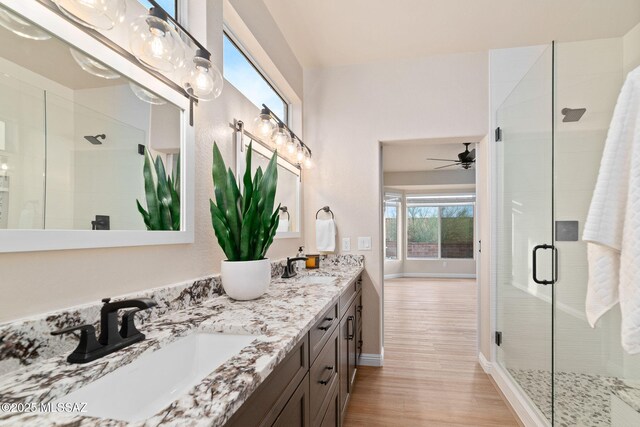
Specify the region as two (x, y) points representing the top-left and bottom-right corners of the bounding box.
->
(561, 108), (586, 123)
(84, 134), (105, 145)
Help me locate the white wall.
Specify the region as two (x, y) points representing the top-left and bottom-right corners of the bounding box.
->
(623, 22), (640, 75)
(304, 51), (489, 355)
(0, 0), (305, 322)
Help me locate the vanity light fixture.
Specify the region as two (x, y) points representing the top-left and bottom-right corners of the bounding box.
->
(0, 8), (52, 40)
(257, 104), (313, 169)
(69, 48), (120, 79)
(130, 6), (182, 73)
(181, 49), (223, 101)
(52, 0), (126, 31)
(129, 82), (166, 105)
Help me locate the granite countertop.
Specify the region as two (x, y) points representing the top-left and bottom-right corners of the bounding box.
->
(0, 256), (364, 426)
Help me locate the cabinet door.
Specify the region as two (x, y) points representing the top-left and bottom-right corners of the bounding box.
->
(347, 307), (357, 390)
(319, 381), (340, 427)
(273, 374), (310, 427)
(339, 299), (357, 420)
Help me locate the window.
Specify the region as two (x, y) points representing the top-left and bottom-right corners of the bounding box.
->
(138, 0), (177, 19)
(406, 195), (475, 259)
(223, 32), (288, 122)
(384, 194), (400, 260)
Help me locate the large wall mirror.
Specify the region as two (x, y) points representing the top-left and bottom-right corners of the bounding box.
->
(235, 125), (301, 238)
(0, 1), (194, 252)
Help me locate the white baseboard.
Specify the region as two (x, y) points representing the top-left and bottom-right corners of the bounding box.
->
(359, 352), (384, 367)
(490, 363), (548, 427)
(384, 273), (477, 280)
(478, 352), (492, 374)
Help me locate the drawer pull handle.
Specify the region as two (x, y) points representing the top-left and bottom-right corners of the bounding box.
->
(318, 317), (334, 331)
(319, 366), (335, 385)
(347, 316), (355, 340)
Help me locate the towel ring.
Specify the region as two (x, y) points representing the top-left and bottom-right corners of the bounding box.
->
(316, 206), (334, 219)
(279, 206), (290, 220)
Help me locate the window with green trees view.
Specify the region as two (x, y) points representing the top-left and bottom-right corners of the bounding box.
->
(406, 195), (475, 259)
(384, 194), (400, 259)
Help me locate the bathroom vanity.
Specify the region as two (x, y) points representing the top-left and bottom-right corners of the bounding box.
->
(0, 255), (365, 426)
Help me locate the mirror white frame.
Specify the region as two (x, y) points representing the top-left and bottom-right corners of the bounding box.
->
(0, 0), (195, 253)
(234, 122), (301, 239)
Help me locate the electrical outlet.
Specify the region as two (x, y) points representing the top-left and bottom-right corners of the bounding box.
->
(357, 237), (372, 251)
(342, 237), (351, 251)
(443, 261), (448, 267)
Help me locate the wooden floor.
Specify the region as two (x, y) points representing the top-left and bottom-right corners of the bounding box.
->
(344, 278), (519, 427)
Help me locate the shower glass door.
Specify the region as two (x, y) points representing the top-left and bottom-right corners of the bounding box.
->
(496, 44), (555, 424)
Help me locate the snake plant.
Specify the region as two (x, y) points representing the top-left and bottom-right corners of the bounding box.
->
(136, 152), (180, 231)
(210, 142), (280, 261)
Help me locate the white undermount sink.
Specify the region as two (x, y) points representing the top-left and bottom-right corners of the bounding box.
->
(296, 275), (337, 285)
(55, 332), (258, 422)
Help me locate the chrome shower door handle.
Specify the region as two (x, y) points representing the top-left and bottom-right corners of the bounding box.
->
(532, 244), (557, 285)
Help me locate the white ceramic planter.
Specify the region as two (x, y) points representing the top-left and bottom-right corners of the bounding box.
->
(220, 258), (271, 300)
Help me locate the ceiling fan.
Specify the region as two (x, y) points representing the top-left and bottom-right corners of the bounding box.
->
(426, 143), (476, 170)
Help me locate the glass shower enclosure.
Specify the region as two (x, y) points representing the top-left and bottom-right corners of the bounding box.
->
(496, 27), (640, 427)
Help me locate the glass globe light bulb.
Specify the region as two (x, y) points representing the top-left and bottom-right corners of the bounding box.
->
(181, 51), (223, 101)
(304, 154), (313, 169)
(0, 9), (52, 40)
(53, 0), (126, 30)
(130, 8), (183, 72)
(272, 125), (290, 147)
(286, 139), (296, 155)
(296, 146), (305, 162)
(69, 48), (120, 79)
(129, 82), (166, 105)
(253, 109), (275, 140)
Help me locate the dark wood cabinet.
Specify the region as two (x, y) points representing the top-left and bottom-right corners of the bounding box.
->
(224, 274), (363, 427)
(273, 374), (310, 427)
(338, 275), (362, 422)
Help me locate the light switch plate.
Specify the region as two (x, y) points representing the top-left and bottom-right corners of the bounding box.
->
(358, 237), (372, 251)
(342, 237), (351, 251)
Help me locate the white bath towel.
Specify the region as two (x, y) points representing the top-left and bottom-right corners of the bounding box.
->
(277, 219), (290, 233)
(583, 65), (640, 354)
(316, 219), (336, 252)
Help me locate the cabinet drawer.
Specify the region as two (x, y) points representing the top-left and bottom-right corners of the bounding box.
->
(225, 336), (309, 427)
(309, 303), (338, 363)
(310, 327), (339, 426)
(339, 275), (361, 318)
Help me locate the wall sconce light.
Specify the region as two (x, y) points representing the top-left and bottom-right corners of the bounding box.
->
(181, 49), (223, 101)
(257, 104), (313, 169)
(0, 8), (51, 40)
(52, 0), (126, 31)
(69, 48), (120, 79)
(130, 6), (183, 72)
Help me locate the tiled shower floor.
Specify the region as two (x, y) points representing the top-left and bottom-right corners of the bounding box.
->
(508, 368), (635, 426)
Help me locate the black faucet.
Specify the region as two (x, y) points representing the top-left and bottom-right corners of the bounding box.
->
(51, 297), (157, 364)
(282, 257), (308, 279)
